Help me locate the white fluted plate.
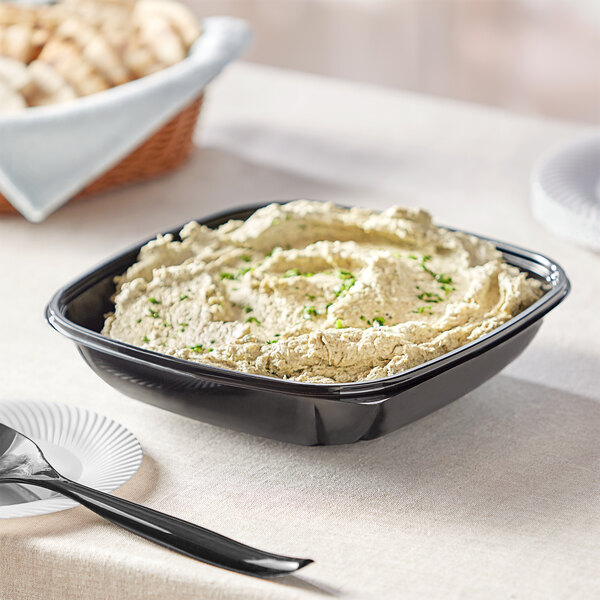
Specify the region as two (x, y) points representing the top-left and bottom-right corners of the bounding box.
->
(0, 401), (142, 519)
(531, 132), (600, 252)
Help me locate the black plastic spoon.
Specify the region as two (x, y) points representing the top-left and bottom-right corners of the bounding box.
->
(0, 422), (313, 578)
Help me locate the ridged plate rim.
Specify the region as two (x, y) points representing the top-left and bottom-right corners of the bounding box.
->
(0, 400), (143, 519)
(531, 131), (600, 252)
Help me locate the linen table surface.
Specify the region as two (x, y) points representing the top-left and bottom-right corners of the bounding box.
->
(0, 63), (598, 600)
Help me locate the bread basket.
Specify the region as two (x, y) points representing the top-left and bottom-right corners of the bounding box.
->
(0, 17), (251, 222)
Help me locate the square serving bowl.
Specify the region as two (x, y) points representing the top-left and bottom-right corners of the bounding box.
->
(46, 203), (570, 445)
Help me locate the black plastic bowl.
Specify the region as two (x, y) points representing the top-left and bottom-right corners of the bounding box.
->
(46, 203), (570, 445)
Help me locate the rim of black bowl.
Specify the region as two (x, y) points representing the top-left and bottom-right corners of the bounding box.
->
(46, 201), (571, 403)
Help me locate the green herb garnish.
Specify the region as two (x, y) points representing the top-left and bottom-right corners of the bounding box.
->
(417, 292), (443, 303)
(335, 319), (344, 329)
(334, 270), (356, 297)
(237, 267), (252, 277)
(179, 295), (189, 301)
(304, 306), (318, 319)
(142, 336), (149, 343)
(435, 273), (453, 284)
(148, 297), (160, 304)
(244, 306), (253, 313)
(284, 268), (300, 278)
(372, 316), (385, 327)
(148, 308), (159, 319)
(219, 272), (235, 280)
(189, 344), (204, 353)
(240, 255), (251, 262)
(246, 317), (261, 325)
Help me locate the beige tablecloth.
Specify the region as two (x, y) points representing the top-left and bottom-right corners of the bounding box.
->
(1, 63), (599, 600)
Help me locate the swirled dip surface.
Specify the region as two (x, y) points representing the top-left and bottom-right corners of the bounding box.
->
(102, 201), (543, 383)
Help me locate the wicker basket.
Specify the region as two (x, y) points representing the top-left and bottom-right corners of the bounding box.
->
(0, 94), (204, 216)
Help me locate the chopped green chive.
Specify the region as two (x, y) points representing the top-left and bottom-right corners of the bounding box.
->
(189, 344), (204, 353)
(417, 292), (443, 303)
(148, 308), (159, 318)
(373, 316), (385, 327)
(334, 270), (356, 297)
(240, 255), (251, 262)
(435, 273), (453, 284)
(244, 306), (253, 313)
(284, 268), (300, 278)
(306, 294), (315, 301)
(335, 319), (344, 329)
(142, 336), (149, 343)
(219, 272), (235, 280)
(304, 306), (318, 319)
(149, 297), (160, 304)
(246, 317), (261, 325)
(136, 318), (142, 324)
(179, 295), (189, 301)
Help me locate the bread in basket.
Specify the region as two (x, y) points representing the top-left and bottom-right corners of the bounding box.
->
(0, 7), (250, 221)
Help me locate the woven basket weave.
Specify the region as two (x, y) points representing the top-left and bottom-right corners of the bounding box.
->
(0, 94), (204, 216)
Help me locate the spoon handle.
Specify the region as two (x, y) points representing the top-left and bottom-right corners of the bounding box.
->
(39, 477), (312, 578)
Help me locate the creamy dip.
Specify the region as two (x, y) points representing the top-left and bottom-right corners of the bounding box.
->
(102, 201), (543, 383)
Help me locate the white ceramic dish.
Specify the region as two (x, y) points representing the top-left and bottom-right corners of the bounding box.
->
(0, 400), (142, 518)
(0, 16), (251, 222)
(531, 132), (600, 252)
